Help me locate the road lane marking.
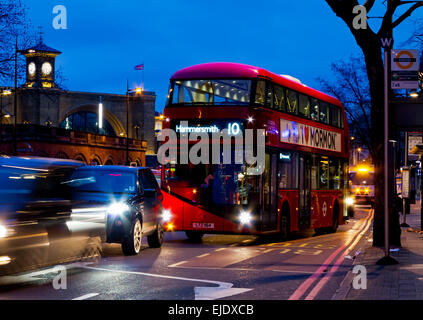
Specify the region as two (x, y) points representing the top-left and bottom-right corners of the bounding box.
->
(167, 261), (188, 268)
(165, 265), (315, 274)
(72, 293), (99, 300)
(305, 210), (374, 300)
(215, 248), (226, 252)
(288, 210), (373, 300)
(79, 265), (252, 300)
(197, 253), (211, 258)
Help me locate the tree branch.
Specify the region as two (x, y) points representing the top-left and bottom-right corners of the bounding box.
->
(392, 1), (423, 28)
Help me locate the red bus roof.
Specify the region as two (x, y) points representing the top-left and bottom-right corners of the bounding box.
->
(170, 62), (343, 108)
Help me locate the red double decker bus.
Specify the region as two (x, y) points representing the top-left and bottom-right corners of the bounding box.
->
(160, 62), (350, 241)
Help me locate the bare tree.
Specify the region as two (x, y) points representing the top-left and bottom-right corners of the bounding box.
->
(325, 0), (423, 247)
(0, 0), (34, 84)
(318, 55), (372, 151)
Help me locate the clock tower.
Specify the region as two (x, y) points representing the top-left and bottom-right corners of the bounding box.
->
(21, 36), (62, 88)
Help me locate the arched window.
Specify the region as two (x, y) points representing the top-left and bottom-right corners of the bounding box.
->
(60, 111), (116, 136)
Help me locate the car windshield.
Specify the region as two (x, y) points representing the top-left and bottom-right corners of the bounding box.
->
(171, 79), (252, 105)
(63, 170), (137, 194)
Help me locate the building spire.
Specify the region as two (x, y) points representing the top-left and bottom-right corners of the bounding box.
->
(37, 26), (44, 44)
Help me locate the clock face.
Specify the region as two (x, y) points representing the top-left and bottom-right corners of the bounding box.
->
(42, 62), (52, 76)
(28, 62), (36, 76)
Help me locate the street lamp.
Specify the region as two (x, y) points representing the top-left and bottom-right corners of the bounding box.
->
(409, 90), (419, 98)
(125, 87), (143, 165)
(98, 96), (103, 135)
(0, 89), (12, 142)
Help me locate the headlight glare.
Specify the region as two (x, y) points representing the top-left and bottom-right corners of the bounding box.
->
(239, 211), (252, 225)
(0, 224), (7, 238)
(107, 202), (130, 216)
(162, 210), (172, 222)
(346, 197), (354, 206)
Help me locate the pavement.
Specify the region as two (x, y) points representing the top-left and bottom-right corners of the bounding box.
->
(334, 201), (423, 300)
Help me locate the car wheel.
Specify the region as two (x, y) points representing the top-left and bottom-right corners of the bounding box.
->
(185, 231), (204, 242)
(147, 223), (164, 248)
(121, 218), (142, 256)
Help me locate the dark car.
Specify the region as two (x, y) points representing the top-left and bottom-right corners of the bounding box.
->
(0, 156), (104, 276)
(65, 166), (165, 255)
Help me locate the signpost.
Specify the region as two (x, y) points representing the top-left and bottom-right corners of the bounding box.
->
(377, 36), (398, 265)
(391, 49), (419, 89)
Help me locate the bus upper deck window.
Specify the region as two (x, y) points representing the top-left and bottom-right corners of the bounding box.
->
(286, 90), (298, 114)
(273, 85), (285, 111)
(330, 105), (340, 127)
(299, 94), (310, 118)
(319, 102), (329, 124)
(255, 80), (266, 105)
(311, 98), (319, 121)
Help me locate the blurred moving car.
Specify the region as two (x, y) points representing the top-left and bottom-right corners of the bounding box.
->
(65, 166), (165, 255)
(0, 156), (103, 276)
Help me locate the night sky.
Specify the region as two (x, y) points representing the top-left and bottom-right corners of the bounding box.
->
(23, 0), (422, 112)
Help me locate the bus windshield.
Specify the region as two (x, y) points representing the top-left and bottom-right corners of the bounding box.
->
(171, 79), (252, 105)
(164, 162), (260, 206)
(349, 171), (374, 185)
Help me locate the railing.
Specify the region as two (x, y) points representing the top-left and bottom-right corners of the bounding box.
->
(0, 124), (147, 150)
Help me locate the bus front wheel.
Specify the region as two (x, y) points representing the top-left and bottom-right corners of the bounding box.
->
(186, 231), (204, 242)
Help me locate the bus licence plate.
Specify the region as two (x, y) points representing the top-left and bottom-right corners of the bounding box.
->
(192, 222), (215, 229)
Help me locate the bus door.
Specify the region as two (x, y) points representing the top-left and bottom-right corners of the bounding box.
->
(262, 152), (278, 231)
(299, 154), (311, 228)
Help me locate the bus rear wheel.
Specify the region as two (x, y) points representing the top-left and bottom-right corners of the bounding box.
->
(185, 231), (204, 242)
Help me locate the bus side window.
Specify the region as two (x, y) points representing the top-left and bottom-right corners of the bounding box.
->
(266, 82), (274, 109)
(329, 158), (341, 190)
(319, 102), (329, 124)
(299, 94), (310, 118)
(273, 85), (285, 111)
(319, 156), (329, 190)
(330, 105), (340, 127)
(311, 155), (318, 190)
(255, 80), (266, 105)
(311, 98), (319, 121)
(286, 90), (298, 114)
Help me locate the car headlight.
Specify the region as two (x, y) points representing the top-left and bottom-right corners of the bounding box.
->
(162, 210), (172, 222)
(346, 197), (354, 206)
(0, 224), (7, 238)
(107, 202), (130, 216)
(239, 211), (252, 225)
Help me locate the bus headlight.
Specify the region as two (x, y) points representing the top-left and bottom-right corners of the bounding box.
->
(162, 210), (172, 222)
(239, 211), (252, 225)
(107, 202), (130, 216)
(346, 197), (354, 206)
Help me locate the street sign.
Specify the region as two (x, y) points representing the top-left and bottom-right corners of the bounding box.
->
(391, 50), (419, 71)
(391, 49), (419, 89)
(408, 135), (423, 155)
(402, 166), (410, 199)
